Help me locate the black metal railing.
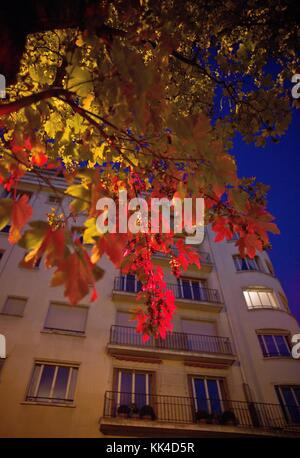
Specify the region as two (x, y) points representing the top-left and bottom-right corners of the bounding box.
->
(103, 391), (300, 433)
(110, 325), (233, 355)
(153, 250), (213, 265)
(113, 277), (221, 304)
(166, 282), (221, 303)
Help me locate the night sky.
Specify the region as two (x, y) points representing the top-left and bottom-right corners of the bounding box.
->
(232, 109), (300, 323)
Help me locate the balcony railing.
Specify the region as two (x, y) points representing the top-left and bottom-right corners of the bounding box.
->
(113, 277), (221, 304)
(109, 325), (233, 355)
(103, 391), (300, 434)
(153, 250), (213, 265)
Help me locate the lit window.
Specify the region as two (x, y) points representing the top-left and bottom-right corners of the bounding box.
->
(26, 363), (78, 405)
(44, 303), (88, 334)
(1, 296), (27, 316)
(243, 289), (279, 310)
(233, 255), (263, 272)
(258, 334), (291, 357)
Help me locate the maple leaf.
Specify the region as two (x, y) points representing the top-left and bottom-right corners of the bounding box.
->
(31, 147), (48, 167)
(9, 195), (32, 243)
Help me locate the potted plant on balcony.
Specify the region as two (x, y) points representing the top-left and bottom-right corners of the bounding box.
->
(220, 410), (238, 426)
(117, 404), (131, 418)
(139, 404), (156, 420)
(129, 403), (140, 419)
(206, 412), (221, 424)
(195, 410), (210, 423)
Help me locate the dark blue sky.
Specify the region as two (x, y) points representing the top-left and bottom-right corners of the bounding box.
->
(232, 110), (300, 322)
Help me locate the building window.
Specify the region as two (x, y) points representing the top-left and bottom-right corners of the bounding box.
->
(257, 333), (291, 357)
(227, 232), (240, 242)
(278, 291), (289, 311)
(26, 362), (78, 405)
(119, 274), (142, 293)
(0, 225), (10, 234)
(1, 188), (33, 201)
(44, 303), (88, 335)
(233, 255), (263, 272)
(191, 376), (226, 415)
(47, 194), (63, 205)
(243, 289), (279, 310)
(0, 250), (4, 262)
(265, 260), (275, 276)
(20, 252), (42, 269)
(275, 385), (300, 424)
(178, 278), (208, 301)
(1, 296), (27, 316)
(115, 369), (152, 409)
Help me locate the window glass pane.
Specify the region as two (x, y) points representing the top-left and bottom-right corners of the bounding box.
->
(248, 258), (257, 270)
(191, 281), (201, 301)
(68, 368), (78, 401)
(258, 335), (267, 356)
(241, 258), (248, 270)
(281, 388), (300, 424)
(248, 291), (261, 307)
(27, 365), (41, 397)
(233, 256), (241, 270)
(264, 335), (277, 356)
(52, 366), (69, 401)
(181, 280), (192, 299)
(125, 274), (136, 292)
(135, 373), (147, 408)
(294, 388), (300, 405)
(207, 379), (222, 414)
(37, 365), (55, 399)
(194, 378), (208, 412)
(243, 291), (251, 308)
(274, 336), (290, 356)
(268, 292), (278, 308)
(258, 292), (270, 306)
(120, 371), (132, 405)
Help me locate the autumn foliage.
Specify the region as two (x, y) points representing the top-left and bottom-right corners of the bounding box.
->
(0, 1), (298, 338)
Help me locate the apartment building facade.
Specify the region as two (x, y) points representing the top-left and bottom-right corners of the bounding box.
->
(0, 174), (299, 437)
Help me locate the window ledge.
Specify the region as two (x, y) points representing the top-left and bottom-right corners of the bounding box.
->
(262, 356), (296, 361)
(0, 312), (24, 317)
(21, 401), (76, 408)
(41, 329), (86, 338)
(247, 307), (289, 314)
(235, 270), (276, 278)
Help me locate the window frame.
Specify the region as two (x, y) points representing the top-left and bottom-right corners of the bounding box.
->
(257, 332), (291, 358)
(114, 368), (154, 408)
(243, 288), (279, 310)
(43, 302), (88, 335)
(177, 277), (208, 300)
(1, 296), (27, 317)
(26, 361), (79, 406)
(233, 255), (263, 272)
(275, 385), (300, 425)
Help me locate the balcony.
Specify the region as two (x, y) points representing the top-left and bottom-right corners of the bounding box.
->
(112, 276), (223, 312)
(107, 325), (235, 366)
(153, 249), (214, 273)
(100, 391), (300, 437)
